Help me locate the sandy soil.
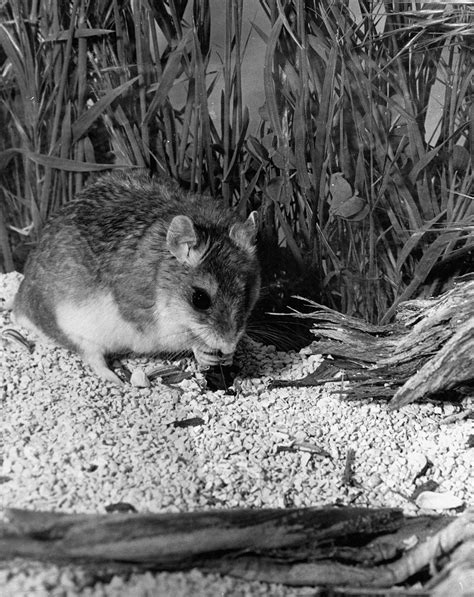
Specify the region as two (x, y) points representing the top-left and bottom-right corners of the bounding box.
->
(1, 272), (472, 596)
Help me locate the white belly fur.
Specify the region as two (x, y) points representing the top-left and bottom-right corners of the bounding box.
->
(55, 292), (191, 356)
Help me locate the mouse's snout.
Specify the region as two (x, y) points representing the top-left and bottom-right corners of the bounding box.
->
(193, 342), (237, 368)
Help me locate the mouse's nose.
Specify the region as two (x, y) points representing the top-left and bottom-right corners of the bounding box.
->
(217, 339), (237, 357)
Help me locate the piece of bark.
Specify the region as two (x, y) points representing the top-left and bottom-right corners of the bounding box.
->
(282, 279), (474, 407)
(390, 316), (474, 408)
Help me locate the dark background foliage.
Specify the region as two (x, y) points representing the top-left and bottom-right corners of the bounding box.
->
(0, 0), (472, 325)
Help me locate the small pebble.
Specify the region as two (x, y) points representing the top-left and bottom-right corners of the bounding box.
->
(366, 473), (383, 489)
(415, 491), (464, 511)
(130, 368), (151, 388)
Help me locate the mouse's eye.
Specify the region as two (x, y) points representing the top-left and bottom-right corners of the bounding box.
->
(192, 288), (212, 311)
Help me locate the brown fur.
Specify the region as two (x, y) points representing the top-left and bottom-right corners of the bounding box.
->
(13, 171), (261, 384)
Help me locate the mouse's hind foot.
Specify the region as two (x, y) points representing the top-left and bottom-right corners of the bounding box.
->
(11, 309), (55, 347)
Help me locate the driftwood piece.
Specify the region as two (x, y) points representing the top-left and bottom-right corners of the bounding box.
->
(1, 506), (473, 592)
(0, 507), (402, 564)
(273, 277), (474, 408)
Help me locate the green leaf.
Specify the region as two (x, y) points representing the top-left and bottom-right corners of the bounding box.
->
(263, 17), (284, 139)
(25, 151), (132, 172)
(247, 137), (269, 163)
(143, 29), (192, 125)
(0, 149), (18, 171)
(382, 231), (460, 324)
(43, 28), (114, 42)
(396, 211), (447, 273)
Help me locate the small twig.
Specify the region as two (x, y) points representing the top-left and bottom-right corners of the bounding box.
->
(440, 409), (474, 425)
(275, 441), (331, 458)
(342, 448), (356, 486)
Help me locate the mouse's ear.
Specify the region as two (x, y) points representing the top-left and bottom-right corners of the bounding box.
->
(229, 211), (258, 255)
(167, 215), (207, 266)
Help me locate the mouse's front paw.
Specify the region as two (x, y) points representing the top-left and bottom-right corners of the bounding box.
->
(84, 352), (126, 386)
(194, 347), (234, 368)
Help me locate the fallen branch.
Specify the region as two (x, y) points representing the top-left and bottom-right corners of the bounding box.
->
(1, 506), (473, 592)
(0, 506), (402, 565)
(275, 277), (474, 408)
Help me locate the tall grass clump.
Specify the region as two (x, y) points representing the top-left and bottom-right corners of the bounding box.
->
(0, 0), (130, 269)
(0, 0), (250, 271)
(249, 0), (473, 322)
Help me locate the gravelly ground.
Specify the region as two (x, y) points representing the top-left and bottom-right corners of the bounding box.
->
(1, 272), (472, 596)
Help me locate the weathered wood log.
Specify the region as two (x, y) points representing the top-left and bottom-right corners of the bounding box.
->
(0, 506), (403, 564)
(1, 507), (473, 592)
(274, 277), (474, 408)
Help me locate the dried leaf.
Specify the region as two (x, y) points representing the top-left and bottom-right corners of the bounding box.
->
(328, 172), (368, 220)
(247, 137), (269, 163)
(329, 172), (353, 206)
(331, 195), (368, 220)
(451, 145), (471, 173)
(1, 328), (33, 353)
(271, 146), (296, 170)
